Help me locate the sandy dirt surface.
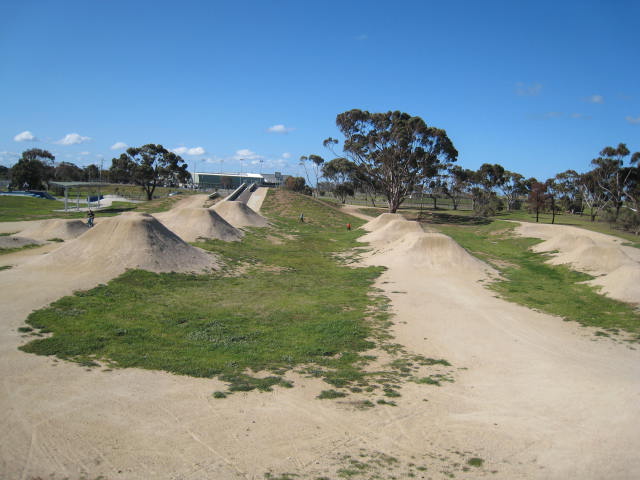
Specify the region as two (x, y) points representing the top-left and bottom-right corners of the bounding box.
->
(1, 206), (639, 479)
(211, 200), (269, 228)
(154, 208), (243, 242)
(246, 187), (268, 212)
(515, 221), (640, 304)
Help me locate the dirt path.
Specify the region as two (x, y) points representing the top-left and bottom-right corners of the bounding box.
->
(339, 204), (376, 221)
(1, 212), (639, 479)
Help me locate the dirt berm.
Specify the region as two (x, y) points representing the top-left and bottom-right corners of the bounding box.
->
(211, 200), (269, 228)
(31, 212), (219, 275)
(154, 207), (243, 242)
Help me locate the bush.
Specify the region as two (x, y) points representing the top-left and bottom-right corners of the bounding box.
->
(617, 209), (640, 235)
(473, 192), (503, 217)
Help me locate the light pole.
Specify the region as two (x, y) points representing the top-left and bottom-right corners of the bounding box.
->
(194, 160), (198, 189)
(98, 158), (103, 207)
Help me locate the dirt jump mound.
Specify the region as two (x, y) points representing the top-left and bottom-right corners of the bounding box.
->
(155, 208), (243, 242)
(543, 243), (633, 274)
(588, 264), (640, 304)
(361, 213), (406, 232)
(515, 222), (640, 304)
(16, 219), (90, 241)
(368, 232), (493, 275)
(33, 212), (218, 275)
(360, 219), (425, 245)
(211, 201), (269, 228)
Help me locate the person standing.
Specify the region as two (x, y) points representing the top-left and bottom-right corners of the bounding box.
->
(87, 209), (95, 227)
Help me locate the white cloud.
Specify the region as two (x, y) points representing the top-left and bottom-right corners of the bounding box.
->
(79, 151), (90, 155)
(187, 146), (205, 155)
(516, 82), (542, 96)
(586, 94), (604, 104)
(13, 130), (37, 142)
(233, 148), (263, 161)
(172, 146), (206, 156)
(57, 133), (91, 145)
(267, 124), (294, 134)
(110, 142), (128, 150)
(282, 152), (291, 159)
(626, 116), (640, 125)
(544, 111), (563, 118)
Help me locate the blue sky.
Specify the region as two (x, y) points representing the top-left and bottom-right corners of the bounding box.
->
(1, 0), (638, 181)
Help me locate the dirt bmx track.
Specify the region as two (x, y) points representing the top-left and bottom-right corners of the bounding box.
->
(1, 194), (639, 479)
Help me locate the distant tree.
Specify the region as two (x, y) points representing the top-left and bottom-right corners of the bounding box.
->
(322, 157), (358, 203)
(328, 109), (457, 213)
(422, 176), (446, 209)
(109, 144), (189, 200)
(299, 154), (325, 196)
(54, 162), (84, 182)
(622, 152), (640, 213)
(499, 171), (525, 211)
(284, 176), (310, 194)
(10, 149), (55, 189)
(441, 165), (473, 210)
(0, 165), (11, 180)
(322, 157), (357, 185)
(477, 163), (506, 193)
(528, 182), (547, 222)
(579, 169), (611, 222)
(545, 177), (559, 224)
(334, 182), (355, 203)
(468, 164), (505, 216)
(554, 169), (582, 213)
(83, 164), (100, 182)
(590, 144), (635, 219)
(108, 155), (135, 184)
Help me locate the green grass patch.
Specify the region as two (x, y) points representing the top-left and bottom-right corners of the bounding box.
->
(0, 243), (41, 255)
(20, 190), (400, 393)
(467, 457), (484, 467)
(435, 220), (640, 337)
(317, 389), (348, 399)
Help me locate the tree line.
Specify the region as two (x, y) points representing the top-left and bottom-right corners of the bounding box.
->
(2, 144), (190, 201)
(3, 114), (638, 234)
(290, 109), (639, 235)
(1, 149), (104, 190)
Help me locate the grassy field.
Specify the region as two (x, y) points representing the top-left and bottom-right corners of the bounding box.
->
(15, 190), (640, 400)
(48, 184), (181, 200)
(0, 194), (187, 222)
(433, 219), (640, 340)
(19, 190), (447, 398)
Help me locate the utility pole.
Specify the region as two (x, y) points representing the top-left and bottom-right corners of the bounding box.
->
(98, 158), (103, 207)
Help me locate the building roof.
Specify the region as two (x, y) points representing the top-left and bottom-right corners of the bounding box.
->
(195, 172), (263, 179)
(50, 181), (108, 188)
